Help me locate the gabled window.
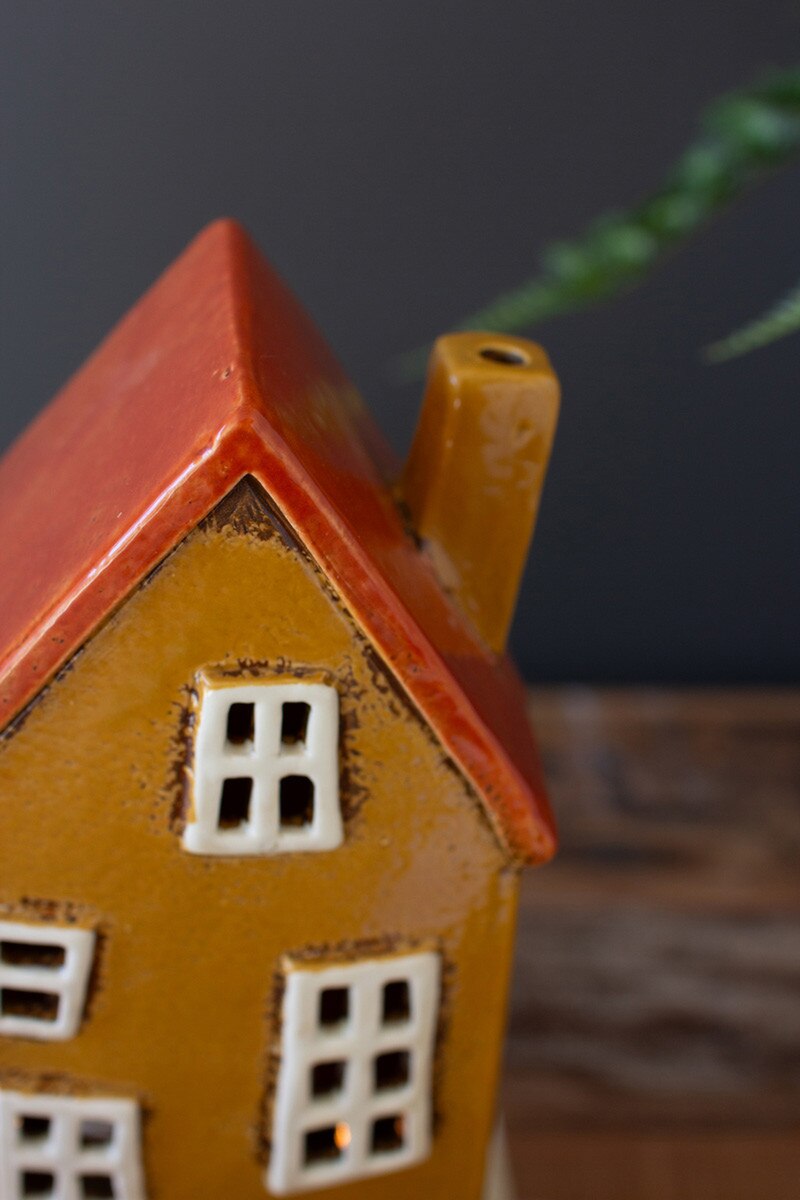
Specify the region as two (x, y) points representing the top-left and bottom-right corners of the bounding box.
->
(183, 680), (342, 856)
(268, 951), (440, 1194)
(0, 1090), (145, 1199)
(0, 922), (95, 1041)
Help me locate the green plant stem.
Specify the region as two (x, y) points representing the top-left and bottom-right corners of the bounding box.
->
(706, 280), (800, 361)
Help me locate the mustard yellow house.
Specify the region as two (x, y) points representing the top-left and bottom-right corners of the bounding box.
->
(0, 221), (559, 1200)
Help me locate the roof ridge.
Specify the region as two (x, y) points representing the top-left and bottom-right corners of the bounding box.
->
(0, 221), (555, 864)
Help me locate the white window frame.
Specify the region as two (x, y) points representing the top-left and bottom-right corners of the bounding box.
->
(0, 1090), (145, 1199)
(0, 921), (95, 1041)
(183, 680), (342, 857)
(268, 951), (440, 1194)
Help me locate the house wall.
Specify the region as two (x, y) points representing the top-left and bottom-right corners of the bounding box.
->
(0, 484), (520, 1200)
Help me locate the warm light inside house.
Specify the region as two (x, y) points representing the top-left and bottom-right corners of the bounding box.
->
(334, 1123), (352, 1151)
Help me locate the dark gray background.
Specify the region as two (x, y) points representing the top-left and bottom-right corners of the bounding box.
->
(1, 2), (798, 683)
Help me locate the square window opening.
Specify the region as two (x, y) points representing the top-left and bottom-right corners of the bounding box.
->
(370, 1115), (406, 1156)
(217, 778), (253, 829)
(279, 776), (315, 829)
(186, 681), (342, 859)
(225, 702), (255, 747)
(269, 952), (438, 1192)
(374, 1050), (411, 1092)
(79, 1177), (115, 1199)
(2, 1093), (141, 1200)
(304, 1125), (349, 1166)
(311, 1060), (347, 1099)
(1, 988), (59, 1023)
(381, 980), (411, 1026)
(80, 1120), (114, 1149)
(281, 702), (310, 748)
(20, 1173), (55, 1197)
(1, 941), (65, 970)
(318, 987), (349, 1030)
(18, 1115), (51, 1144)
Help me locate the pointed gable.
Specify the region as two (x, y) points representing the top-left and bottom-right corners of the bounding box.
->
(0, 220), (555, 864)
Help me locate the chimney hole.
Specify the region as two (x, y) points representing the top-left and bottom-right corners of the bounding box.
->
(478, 345), (528, 366)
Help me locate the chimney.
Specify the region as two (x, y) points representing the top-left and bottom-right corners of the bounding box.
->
(401, 332), (560, 654)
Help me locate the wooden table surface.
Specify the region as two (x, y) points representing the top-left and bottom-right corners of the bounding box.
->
(505, 688), (800, 1199)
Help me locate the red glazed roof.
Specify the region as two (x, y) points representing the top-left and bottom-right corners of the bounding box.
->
(0, 220), (555, 864)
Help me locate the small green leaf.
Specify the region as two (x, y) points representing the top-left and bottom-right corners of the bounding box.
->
(705, 280), (800, 361)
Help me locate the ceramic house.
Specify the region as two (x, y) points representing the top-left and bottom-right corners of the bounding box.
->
(0, 221), (559, 1200)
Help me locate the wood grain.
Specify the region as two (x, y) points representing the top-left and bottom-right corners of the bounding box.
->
(504, 688), (800, 1196)
(508, 1131), (800, 1200)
